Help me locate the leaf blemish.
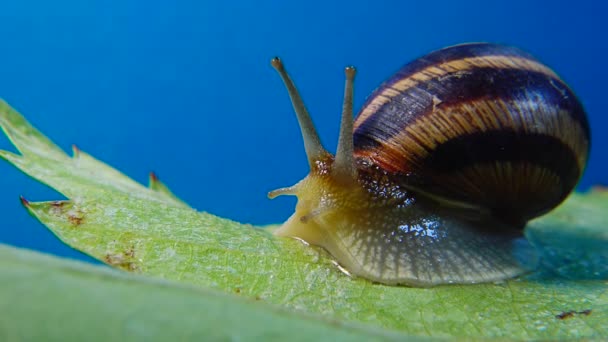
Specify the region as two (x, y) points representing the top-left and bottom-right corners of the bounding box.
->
(104, 246), (139, 272)
(44, 201), (85, 226)
(124, 246), (136, 258)
(51, 201), (66, 207)
(67, 208), (85, 226)
(555, 309), (592, 320)
(48, 201), (68, 216)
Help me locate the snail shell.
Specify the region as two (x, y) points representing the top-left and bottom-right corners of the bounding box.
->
(269, 43), (590, 286)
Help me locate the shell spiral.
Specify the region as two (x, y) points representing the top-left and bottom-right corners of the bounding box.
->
(353, 43), (590, 227)
(269, 43), (590, 286)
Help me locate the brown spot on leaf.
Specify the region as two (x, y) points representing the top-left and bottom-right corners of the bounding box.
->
(67, 211), (85, 226)
(104, 245), (139, 272)
(104, 254), (138, 272)
(48, 201), (68, 216)
(46, 201), (84, 226)
(579, 309), (592, 316)
(556, 309), (592, 320)
(51, 201), (66, 207)
(556, 311), (575, 320)
(124, 246), (135, 258)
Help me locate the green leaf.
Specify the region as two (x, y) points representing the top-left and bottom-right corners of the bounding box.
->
(0, 244), (400, 341)
(1, 99), (607, 340)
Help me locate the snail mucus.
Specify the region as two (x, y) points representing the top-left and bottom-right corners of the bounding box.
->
(268, 43), (590, 286)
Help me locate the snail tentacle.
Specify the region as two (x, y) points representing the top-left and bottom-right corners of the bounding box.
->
(333, 66), (357, 183)
(268, 184), (299, 199)
(271, 57), (328, 167)
(269, 43), (589, 286)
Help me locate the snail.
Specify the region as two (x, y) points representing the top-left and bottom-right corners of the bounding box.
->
(268, 43), (590, 286)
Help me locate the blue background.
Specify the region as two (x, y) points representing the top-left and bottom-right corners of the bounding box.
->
(0, 0), (606, 262)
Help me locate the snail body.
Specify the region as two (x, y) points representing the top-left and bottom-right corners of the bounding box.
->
(269, 43), (590, 286)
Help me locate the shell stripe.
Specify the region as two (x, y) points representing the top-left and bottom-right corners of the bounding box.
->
(354, 54), (560, 127)
(355, 96), (589, 175)
(417, 132), (581, 224)
(428, 131), (580, 185)
(353, 65), (590, 176)
(363, 43), (539, 101)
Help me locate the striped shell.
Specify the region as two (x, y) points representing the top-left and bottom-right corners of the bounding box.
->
(269, 44), (590, 285)
(353, 43), (590, 227)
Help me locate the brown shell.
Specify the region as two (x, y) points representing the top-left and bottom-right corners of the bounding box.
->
(353, 43), (590, 226)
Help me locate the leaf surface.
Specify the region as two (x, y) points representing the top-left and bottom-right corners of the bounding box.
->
(1, 100), (606, 339)
(0, 244), (398, 341)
